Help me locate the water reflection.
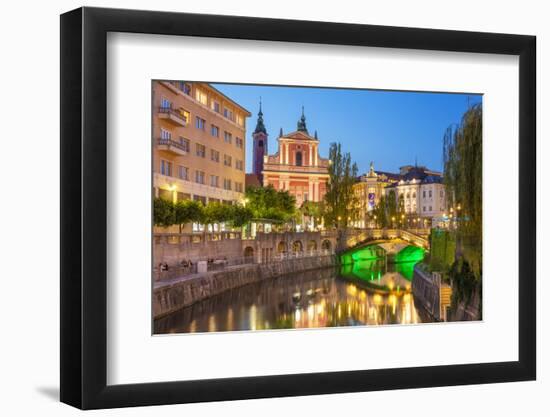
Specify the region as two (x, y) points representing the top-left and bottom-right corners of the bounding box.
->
(339, 259), (417, 291)
(154, 265), (425, 335)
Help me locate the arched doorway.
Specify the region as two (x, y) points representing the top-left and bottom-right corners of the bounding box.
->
(292, 240), (303, 253)
(244, 246), (254, 261)
(307, 240), (317, 252)
(321, 239), (332, 252)
(277, 241), (287, 254)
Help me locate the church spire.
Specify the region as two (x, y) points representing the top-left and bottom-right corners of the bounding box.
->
(297, 106), (308, 133)
(368, 161), (377, 177)
(254, 98), (266, 134)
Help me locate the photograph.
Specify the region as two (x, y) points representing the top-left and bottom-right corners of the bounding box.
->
(151, 81), (483, 334)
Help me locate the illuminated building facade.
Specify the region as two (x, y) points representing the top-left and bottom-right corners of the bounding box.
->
(152, 81), (250, 231)
(352, 162), (400, 228)
(384, 165), (447, 227)
(261, 108), (330, 207)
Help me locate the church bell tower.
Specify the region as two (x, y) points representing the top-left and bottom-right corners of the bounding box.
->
(252, 100), (268, 182)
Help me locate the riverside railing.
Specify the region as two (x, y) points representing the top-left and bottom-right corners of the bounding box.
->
(154, 249), (335, 281)
(154, 231), (242, 245)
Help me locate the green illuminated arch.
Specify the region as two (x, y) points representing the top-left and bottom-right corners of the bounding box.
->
(394, 245), (425, 263)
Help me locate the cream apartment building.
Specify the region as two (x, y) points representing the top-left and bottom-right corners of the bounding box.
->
(153, 81), (250, 230)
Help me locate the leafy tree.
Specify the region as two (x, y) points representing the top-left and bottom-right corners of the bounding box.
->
(245, 185), (296, 222)
(230, 205), (254, 228)
(300, 201), (322, 229)
(323, 142), (358, 228)
(397, 194), (406, 227)
(203, 202), (232, 225)
(370, 195), (388, 228)
(173, 199), (203, 233)
(443, 103), (482, 275)
(154, 198), (254, 232)
(386, 189), (398, 227)
(153, 197), (175, 227)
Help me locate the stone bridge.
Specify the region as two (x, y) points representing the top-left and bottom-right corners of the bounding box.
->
(242, 230), (338, 263)
(153, 228), (428, 267)
(242, 228), (429, 263)
(339, 228), (430, 252)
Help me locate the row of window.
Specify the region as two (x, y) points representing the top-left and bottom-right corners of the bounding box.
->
(157, 188), (237, 210)
(200, 120), (244, 148)
(403, 205), (444, 213)
(160, 159), (244, 192)
(194, 87), (245, 126)
(399, 189), (444, 199)
(161, 120), (243, 149)
(164, 87), (245, 127)
(160, 128), (244, 170)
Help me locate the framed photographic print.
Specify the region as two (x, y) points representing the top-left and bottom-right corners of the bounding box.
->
(60, 6), (536, 410)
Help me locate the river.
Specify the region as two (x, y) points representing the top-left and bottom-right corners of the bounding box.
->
(154, 252), (432, 334)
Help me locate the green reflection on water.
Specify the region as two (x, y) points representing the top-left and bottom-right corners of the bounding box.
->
(340, 244), (425, 286)
(394, 245), (425, 264)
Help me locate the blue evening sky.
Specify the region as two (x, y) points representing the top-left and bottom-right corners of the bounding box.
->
(212, 83), (482, 175)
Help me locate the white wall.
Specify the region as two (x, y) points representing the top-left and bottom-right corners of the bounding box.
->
(0, 0), (546, 415)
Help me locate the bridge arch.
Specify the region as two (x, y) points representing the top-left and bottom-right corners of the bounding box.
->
(292, 240), (303, 253)
(243, 246), (254, 259)
(307, 240), (317, 251)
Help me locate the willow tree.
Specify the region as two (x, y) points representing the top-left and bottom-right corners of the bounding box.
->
(443, 103), (482, 274)
(323, 142), (358, 228)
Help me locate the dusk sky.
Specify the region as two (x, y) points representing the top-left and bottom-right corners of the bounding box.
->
(212, 83), (482, 175)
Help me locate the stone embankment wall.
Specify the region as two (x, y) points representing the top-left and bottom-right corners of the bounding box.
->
(412, 266), (442, 320)
(153, 254), (337, 319)
(412, 265), (481, 322)
(154, 237), (242, 266)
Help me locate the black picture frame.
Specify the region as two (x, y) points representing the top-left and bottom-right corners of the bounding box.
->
(60, 6), (536, 410)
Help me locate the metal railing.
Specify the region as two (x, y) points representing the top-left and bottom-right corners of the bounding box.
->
(157, 106), (188, 123)
(154, 249), (335, 281)
(156, 138), (189, 153)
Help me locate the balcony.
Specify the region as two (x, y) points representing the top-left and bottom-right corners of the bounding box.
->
(157, 107), (187, 127)
(156, 138), (189, 156)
